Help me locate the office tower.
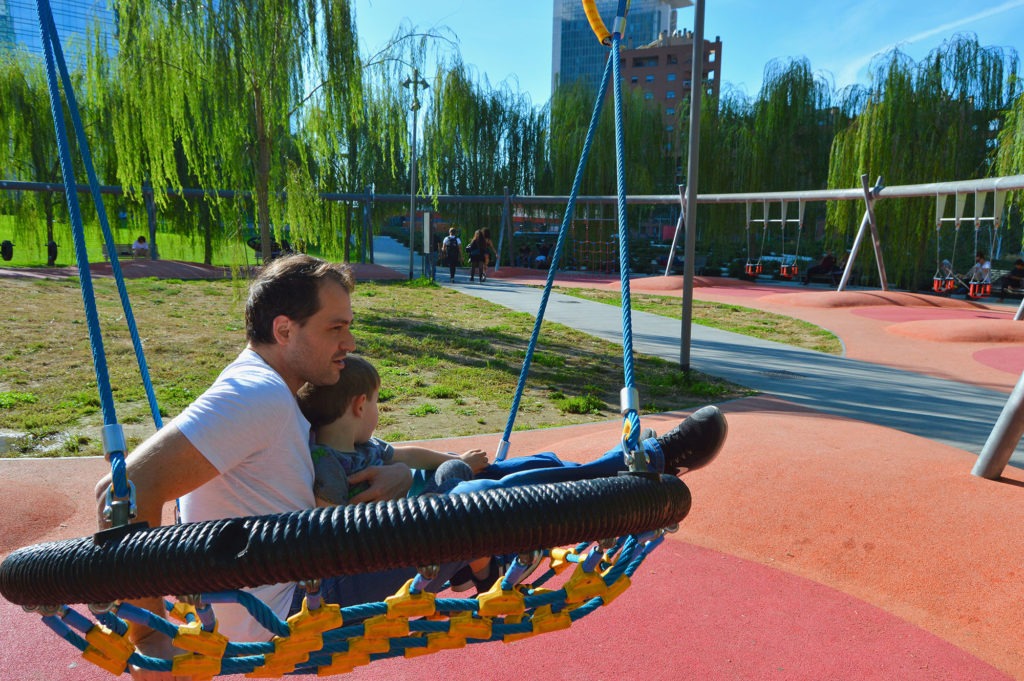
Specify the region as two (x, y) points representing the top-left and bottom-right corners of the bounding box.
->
(1, 0), (117, 64)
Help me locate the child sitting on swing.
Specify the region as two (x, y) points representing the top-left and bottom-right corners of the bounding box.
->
(297, 355), (489, 506)
(297, 354), (508, 591)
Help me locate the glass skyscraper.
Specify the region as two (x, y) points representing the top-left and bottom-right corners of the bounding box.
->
(1, 0), (117, 64)
(551, 0), (689, 96)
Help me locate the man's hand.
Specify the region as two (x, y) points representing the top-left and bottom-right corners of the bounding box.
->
(347, 463), (413, 504)
(459, 448), (490, 474)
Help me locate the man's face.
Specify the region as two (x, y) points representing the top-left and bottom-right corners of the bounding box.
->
(280, 281), (355, 391)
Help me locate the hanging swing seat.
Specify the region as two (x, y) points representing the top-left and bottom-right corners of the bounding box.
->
(1, 475), (691, 677)
(778, 262), (799, 280)
(931, 276), (957, 294)
(966, 281), (992, 299)
(744, 262), (763, 277)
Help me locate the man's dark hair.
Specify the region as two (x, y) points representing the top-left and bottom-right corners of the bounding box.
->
(296, 355), (380, 429)
(245, 254), (354, 345)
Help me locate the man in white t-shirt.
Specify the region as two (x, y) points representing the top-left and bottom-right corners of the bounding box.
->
(94, 254), (412, 676)
(966, 251), (992, 283)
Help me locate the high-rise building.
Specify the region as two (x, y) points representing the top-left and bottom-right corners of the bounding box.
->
(551, 0), (692, 95)
(1, 0), (117, 64)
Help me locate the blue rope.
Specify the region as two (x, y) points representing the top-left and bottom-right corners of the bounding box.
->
(498, 0), (642, 460)
(609, 18), (641, 455)
(35, 0), (130, 498)
(496, 54), (614, 460)
(37, 4), (163, 434)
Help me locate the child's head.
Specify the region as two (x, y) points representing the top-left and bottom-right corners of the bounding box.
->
(297, 355), (380, 432)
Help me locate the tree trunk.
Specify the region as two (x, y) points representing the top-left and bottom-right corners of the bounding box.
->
(253, 86), (273, 264)
(202, 196), (214, 265)
(45, 200), (56, 266)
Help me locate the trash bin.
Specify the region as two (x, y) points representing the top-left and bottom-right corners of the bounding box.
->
(47, 240), (58, 266)
(1, 240), (13, 262)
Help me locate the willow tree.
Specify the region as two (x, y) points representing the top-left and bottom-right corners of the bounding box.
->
(111, 0), (360, 262)
(541, 73), (676, 247)
(690, 87), (756, 260)
(827, 35), (1020, 288)
(423, 62), (548, 198)
(0, 50), (113, 262)
(995, 91), (1024, 252)
(677, 60), (838, 263)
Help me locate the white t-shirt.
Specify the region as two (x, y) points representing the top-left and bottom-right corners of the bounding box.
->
(173, 348), (314, 641)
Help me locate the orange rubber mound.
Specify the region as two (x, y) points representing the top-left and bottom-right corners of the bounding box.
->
(626, 275), (739, 293)
(759, 290), (985, 309)
(886, 318), (1024, 343)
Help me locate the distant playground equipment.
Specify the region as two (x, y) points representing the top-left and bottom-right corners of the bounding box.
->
(933, 190), (1003, 299)
(572, 216), (617, 272)
(0, 1), (700, 677)
(742, 200), (804, 279)
(245, 235), (293, 264)
(743, 202), (765, 277)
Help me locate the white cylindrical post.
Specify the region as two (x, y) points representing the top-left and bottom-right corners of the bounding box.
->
(972, 371), (1024, 479)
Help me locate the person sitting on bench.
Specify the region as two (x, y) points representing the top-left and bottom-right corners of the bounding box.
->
(997, 258), (1024, 294)
(802, 251), (836, 285)
(131, 236), (149, 258)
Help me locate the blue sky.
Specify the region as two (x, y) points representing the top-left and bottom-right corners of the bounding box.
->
(354, 0), (1024, 106)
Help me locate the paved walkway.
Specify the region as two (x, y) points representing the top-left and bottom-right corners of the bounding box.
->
(372, 236), (1023, 466)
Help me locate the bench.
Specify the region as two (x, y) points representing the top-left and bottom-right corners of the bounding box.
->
(990, 268), (1024, 301)
(806, 267), (860, 287)
(101, 243), (141, 260)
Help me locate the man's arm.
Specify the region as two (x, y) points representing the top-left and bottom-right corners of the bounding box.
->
(94, 425), (219, 676)
(346, 463), (413, 504)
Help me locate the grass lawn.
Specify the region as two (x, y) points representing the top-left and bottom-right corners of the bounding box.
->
(0, 277), (751, 458)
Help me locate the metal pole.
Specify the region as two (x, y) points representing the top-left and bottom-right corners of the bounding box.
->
(680, 0), (705, 372)
(402, 68), (428, 280)
(664, 211), (683, 277)
(972, 370), (1024, 479)
(362, 185), (370, 264)
(838, 175), (881, 292)
(144, 184), (158, 260)
(408, 107), (417, 280)
(862, 175), (889, 290)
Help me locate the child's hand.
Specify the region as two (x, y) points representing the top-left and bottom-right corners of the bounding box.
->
(459, 449), (490, 474)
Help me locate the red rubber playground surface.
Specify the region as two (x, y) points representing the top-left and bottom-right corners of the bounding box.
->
(1, 263), (1023, 680)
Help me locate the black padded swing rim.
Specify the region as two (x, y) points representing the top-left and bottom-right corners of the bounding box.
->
(0, 474), (690, 607)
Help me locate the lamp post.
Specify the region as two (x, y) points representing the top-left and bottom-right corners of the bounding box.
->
(402, 67), (429, 280)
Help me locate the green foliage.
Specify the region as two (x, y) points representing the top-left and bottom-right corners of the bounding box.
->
(553, 393), (605, 415)
(827, 35), (1021, 288)
(110, 0), (361, 263)
(5, 15), (1024, 282)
